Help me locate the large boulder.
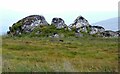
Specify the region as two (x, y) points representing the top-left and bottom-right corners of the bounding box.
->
(89, 26), (105, 35)
(68, 15), (91, 33)
(8, 15), (49, 35)
(51, 17), (67, 29)
(69, 15), (90, 29)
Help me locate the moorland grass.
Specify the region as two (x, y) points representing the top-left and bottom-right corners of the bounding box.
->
(2, 36), (118, 72)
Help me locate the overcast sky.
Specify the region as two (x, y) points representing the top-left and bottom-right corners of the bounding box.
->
(0, 0), (119, 34)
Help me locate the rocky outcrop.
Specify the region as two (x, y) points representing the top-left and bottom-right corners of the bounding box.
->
(7, 14), (119, 38)
(51, 17), (67, 29)
(7, 15), (48, 35)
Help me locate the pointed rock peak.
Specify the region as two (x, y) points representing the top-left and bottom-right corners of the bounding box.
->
(76, 15), (85, 20)
(69, 15), (90, 29)
(75, 15), (89, 25)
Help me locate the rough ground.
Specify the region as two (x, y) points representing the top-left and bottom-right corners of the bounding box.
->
(2, 36), (118, 72)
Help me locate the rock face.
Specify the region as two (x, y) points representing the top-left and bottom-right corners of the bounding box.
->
(8, 15), (49, 35)
(51, 17), (67, 29)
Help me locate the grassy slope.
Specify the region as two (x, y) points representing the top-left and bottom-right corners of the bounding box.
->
(2, 36), (118, 72)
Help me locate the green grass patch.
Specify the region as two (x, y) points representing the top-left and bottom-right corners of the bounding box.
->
(2, 36), (118, 72)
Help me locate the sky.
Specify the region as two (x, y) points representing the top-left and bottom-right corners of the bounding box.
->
(0, 0), (119, 35)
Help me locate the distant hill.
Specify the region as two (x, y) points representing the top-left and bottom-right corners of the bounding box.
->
(92, 17), (118, 31)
